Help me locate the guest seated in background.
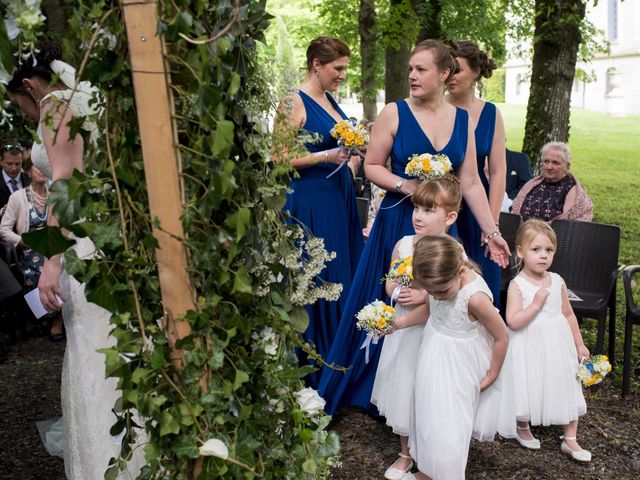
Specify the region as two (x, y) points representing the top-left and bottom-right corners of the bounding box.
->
(0, 141), (30, 216)
(505, 142), (532, 200)
(0, 159), (63, 341)
(511, 141), (592, 222)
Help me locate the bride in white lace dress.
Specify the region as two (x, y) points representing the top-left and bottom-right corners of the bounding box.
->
(7, 41), (145, 479)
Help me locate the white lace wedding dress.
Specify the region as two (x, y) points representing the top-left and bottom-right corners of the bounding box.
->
(34, 89), (146, 479)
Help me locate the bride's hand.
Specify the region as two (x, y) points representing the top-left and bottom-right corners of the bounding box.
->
(39, 256), (65, 312)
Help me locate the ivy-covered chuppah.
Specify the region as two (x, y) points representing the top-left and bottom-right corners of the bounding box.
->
(1, 0), (341, 478)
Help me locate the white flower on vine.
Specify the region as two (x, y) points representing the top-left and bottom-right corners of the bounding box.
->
(199, 438), (229, 459)
(294, 387), (326, 416)
(251, 326), (279, 356)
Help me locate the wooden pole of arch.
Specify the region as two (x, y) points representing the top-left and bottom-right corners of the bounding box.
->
(121, 0), (195, 363)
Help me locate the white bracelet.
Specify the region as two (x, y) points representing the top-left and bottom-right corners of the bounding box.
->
(483, 229), (502, 245)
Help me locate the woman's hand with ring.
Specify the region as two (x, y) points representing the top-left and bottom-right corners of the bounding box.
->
(485, 236), (510, 268)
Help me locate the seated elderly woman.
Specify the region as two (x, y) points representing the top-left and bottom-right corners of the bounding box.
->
(511, 141), (592, 222)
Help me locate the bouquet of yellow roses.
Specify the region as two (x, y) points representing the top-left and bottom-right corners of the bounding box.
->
(576, 354), (612, 387)
(356, 300), (395, 337)
(330, 118), (369, 154)
(405, 152), (453, 180)
(382, 256), (413, 287)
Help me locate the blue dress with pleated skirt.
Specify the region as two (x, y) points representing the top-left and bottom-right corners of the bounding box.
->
(285, 90), (364, 388)
(456, 102), (501, 307)
(318, 100), (469, 414)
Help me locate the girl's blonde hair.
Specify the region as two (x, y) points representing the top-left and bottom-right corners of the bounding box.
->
(411, 174), (461, 214)
(413, 235), (478, 289)
(515, 218), (557, 255)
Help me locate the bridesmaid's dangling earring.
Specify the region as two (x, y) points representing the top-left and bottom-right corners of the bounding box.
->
(315, 70), (320, 77)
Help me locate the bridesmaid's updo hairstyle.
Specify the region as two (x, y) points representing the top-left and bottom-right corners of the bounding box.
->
(413, 235), (479, 289)
(515, 219), (557, 266)
(412, 175), (462, 214)
(410, 39), (457, 83)
(306, 36), (350, 72)
(449, 41), (496, 79)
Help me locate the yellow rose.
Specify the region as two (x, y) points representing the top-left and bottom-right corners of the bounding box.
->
(376, 318), (387, 329)
(397, 264), (406, 275)
(422, 159), (431, 171)
(383, 305), (395, 313)
(355, 136), (365, 147)
(405, 256), (412, 265)
(345, 131), (355, 141)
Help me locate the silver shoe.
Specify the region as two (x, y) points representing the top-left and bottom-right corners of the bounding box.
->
(561, 437), (592, 462)
(384, 454), (414, 480)
(515, 425), (541, 449)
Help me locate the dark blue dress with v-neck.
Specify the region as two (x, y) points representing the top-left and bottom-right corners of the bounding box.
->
(456, 102), (501, 307)
(318, 100), (469, 414)
(284, 90), (364, 388)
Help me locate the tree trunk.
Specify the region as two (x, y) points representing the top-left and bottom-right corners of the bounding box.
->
(412, 0), (442, 42)
(522, 0), (585, 171)
(42, 0), (66, 40)
(384, 0), (411, 103)
(359, 0), (378, 121)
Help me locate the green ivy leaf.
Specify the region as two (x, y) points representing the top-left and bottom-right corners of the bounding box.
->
(233, 369), (249, 390)
(228, 72), (241, 96)
(160, 410), (180, 436)
(21, 226), (76, 258)
(289, 307), (309, 333)
(232, 266), (252, 294)
(212, 120), (235, 156)
(225, 207), (250, 241)
(0, 18), (13, 75)
(174, 436), (200, 459)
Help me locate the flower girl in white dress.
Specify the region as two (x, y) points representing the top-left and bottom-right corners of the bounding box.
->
(504, 219), (590, 461)
(395, 235), (513, 480)
(371, 176), (461, 480)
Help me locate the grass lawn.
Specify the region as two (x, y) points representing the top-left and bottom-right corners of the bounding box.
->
(500, 103), (640, 391)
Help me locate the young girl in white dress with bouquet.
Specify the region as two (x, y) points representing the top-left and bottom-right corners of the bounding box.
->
(394, 234), (514, 480)
(505, 219), (590, 461)
(371, 176), (461, 480)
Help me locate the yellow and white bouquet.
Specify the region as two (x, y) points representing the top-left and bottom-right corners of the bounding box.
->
(405, 152), (453, 180)
(382, 256), (413, 287)
(576, 354), (612, 387)
(330, 118), (369, 154)
(356, 300), (395, 337)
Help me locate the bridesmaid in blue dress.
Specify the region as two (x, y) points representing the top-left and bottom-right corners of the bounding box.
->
(275, 36), (364, 388)
(447, 41), (506, 307)
(318, 40), (510, 418)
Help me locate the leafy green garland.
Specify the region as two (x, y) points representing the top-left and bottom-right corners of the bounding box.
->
(18, 0), (342, 478)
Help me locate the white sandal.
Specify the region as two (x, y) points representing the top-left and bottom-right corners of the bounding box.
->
(515, 425), (541, 450)
(560, 436), (592, 462)
(384, 453), (414, 480)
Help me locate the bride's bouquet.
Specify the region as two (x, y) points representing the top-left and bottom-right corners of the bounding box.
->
(381, 256), (413, 287)
(405, 152), (453, 180)
(330, 118), (369, 155)
(356, 300), (395, 337)
(576, 354), (612, 387)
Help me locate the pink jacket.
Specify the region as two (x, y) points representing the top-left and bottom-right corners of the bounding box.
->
(511, 173), (593, 222)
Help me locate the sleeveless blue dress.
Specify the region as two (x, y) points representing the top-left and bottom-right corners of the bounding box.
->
(456, 102), (501, 307)
(285, 90), (364, 388)
(318, 100), (469, 414)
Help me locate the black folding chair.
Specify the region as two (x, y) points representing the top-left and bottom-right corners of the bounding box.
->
(549, 220), (621, 362)
(499, 212), (522, 314)
(622, 265), (640, 396)
(356, 196), (369, 231)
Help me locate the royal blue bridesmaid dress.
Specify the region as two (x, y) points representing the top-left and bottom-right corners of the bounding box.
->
(285, 90), (364, 388)
(318, 100), (469, 414)
(456, 102), (501, 307)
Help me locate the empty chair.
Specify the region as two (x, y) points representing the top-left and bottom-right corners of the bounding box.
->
(549, 219), (621, 361)
(499, 212), (522, 314)
(622, 265), (640, 396)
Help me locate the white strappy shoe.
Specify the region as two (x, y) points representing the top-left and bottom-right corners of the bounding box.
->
(515, 425), (541, 449)
(384, 453), (414, 480)
(560, 436), (592, 462)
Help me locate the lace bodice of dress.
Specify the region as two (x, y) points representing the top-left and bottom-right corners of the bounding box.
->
(428, 274), (493, 336)
(31, 88), (100, 180)
(513, 272), (563, 316)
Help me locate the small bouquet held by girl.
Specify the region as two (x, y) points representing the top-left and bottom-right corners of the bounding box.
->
(356, 300), (395, 363)
(382, 256), (414, 288)
(577, 354), (612, 387)
(405, 152), (453, 180)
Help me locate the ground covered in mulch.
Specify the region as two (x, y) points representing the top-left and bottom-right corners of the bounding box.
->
(1, 336), (639, 479)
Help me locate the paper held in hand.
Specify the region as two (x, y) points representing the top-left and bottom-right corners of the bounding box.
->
(24, 288), (63, 318)
(566, 288), (583, 302)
